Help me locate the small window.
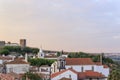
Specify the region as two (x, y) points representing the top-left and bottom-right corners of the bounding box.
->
(61, 61), (64, 67)
(9, 68), (13, 72)
(69, 75), (71, 78)
(81, 66), (84, 72)
(92, 66), (94, 71)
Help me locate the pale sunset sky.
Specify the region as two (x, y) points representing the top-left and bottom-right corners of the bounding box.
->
(0, 0), (120, 53)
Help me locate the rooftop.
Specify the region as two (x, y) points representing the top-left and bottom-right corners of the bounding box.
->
(51, 68), (77, 78)
(51, 69), (105, 79)
(65, 58), (95, 65)
(6, 59), (29, 64)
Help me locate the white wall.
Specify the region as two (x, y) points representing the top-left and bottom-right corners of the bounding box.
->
(0, 60), (12, 64)
(66, 65), (93, 72)
(0, 60), (3, 64)
(6, 64), (29, 74)
(66, 65), (109, 77)
(51, 62), (59, 74)
(94, 65), (109, 77)
(51, 70), (78, 80)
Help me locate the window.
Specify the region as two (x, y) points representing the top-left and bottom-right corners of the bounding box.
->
(92, 66), (94, 71)
(61, 61), (64, 67)
(81, 66), (84, 72)
(9, 68), (13, 72)
(69, 75), (71, 78)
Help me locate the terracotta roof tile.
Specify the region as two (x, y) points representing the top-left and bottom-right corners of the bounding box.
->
(65, 58), (95, 65)
(0, 56), (12, 60)
(45, 56), (58, 58)
(51, 68), (77, 78)
(0, 73), (14, 80)
(6, 59), (29, 64)
(82, 70), (105, 78)
(103, 65), (109, 68)
(51, 69), (105, 79)
(95, 62), (102, 65)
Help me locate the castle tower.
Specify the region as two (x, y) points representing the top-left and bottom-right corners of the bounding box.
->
(20, 39), (26, 48)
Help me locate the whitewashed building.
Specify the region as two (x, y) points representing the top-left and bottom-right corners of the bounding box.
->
(5, 59), (30, 74)
(51, 58), (109, 80)
(51, 68), (106, 80)
(0, 56), (13, 64)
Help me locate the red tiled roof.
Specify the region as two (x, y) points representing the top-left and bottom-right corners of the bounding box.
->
(45, 56), (58, 58)
(51, 68), (106, 79)
(65, 58), (95, 65)
(80, 70), (105, 79)
(0, 56), (12, 60)
(0, 73), (14, 80)
(6, 59), (29, 64)
(95, 62), (109, 68)
(95, 62), (102, 65)
(51, 68), (78, 78)
(103, 65), (109, 68)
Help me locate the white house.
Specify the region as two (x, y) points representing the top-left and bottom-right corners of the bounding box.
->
(5, 59), (30, 74)
(51, 68), (78, 80)
(51, 57), (109, 80)
(0, 56), (13, 64)
(51, 68), (106, 80)
(39, 65), (51, 79)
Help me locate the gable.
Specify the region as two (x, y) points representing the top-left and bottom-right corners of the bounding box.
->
(51, 69), (77, 78)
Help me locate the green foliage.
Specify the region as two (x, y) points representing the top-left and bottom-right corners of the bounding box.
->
(23, 47), (32, 53)
(28, 58), (55, 67)
(103, 57), (114, 64)
(0, 49), (10, 55)
(68, 52), (115, 64)
(2, 46), (39, 55)
(22, 72), (42, 80)
(32, 48), (39, 54)
(108, 69), (120, 80)
(68, 52), (100, 62)
(4, 46), (21, 53)
(57, 52), (61, 57)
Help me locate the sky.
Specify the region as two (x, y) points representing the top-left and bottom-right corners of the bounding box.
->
(0, 0), (120, 53)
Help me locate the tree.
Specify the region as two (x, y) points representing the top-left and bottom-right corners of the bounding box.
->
(28, 58), (55, 67)
(32, 48), (39, 54)
(22, 72), (42, 80)
(57, 52), (61, 57)
(108, 69), (120, 80)
(0, 49), (10, 55)
(3, 46), (39, 55)
(23, 47), (32, 53)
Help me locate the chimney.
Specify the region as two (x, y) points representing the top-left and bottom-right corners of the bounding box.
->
(25, 53), (28, 62)
(12, 56), (15, 61)
(100, 53), (103, 64)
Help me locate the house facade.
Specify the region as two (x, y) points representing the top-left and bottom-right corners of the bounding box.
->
(51, 57), (109, 80)
(51, 68), (106, 80)
(5, 59), (30, 74)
